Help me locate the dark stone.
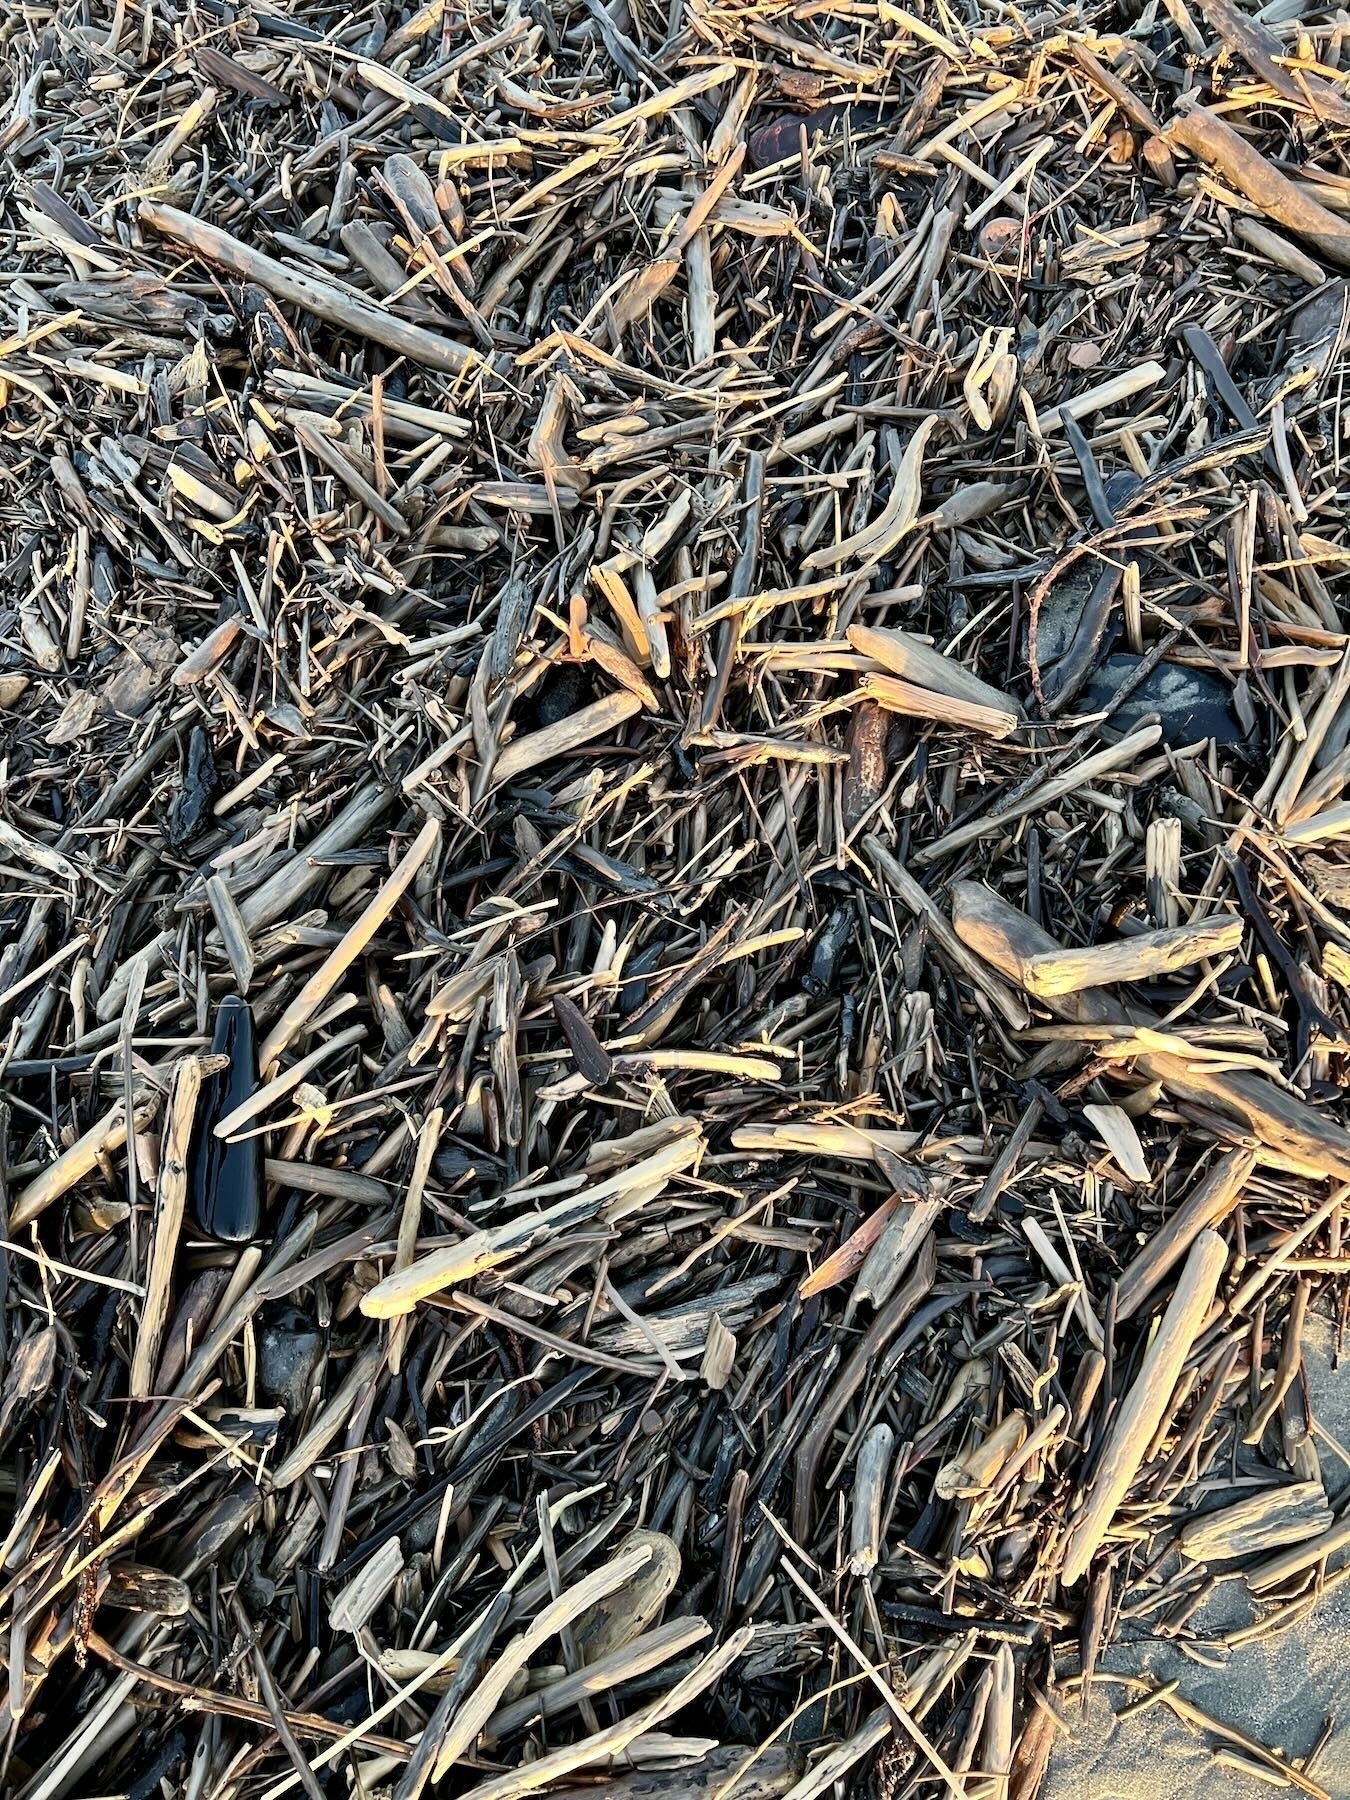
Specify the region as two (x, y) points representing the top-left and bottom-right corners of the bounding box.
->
(746, 102), (892, 169)
(256, 1305), (323, 1414)
(323, 1682), (378, 1726)
(238, 1561), (275, 1611)
(1081, 654), (1249, 748)
(947, 1211), (987, 1244)
(532, 661), (592, 729)
(432, 1143), (494, 1184)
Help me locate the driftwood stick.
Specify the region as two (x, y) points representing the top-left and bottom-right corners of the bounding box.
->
(481, 1617), (713, 1745)
(1225, 1185), (1349, 1318)
(1024, 1217), (1104, 1348)
(1163, 104), (1350, 268)
(11, 1094), (159, 1231)
(1007, 1688), (1059, 1800)
(1068, 41), (1163, 135)
(848, 1423), (895, 1576)
(362, 1128), (702, 1318)
(1034, 362), (1165, 434)
(1157, 1690), (1330, 1799)
(239, 784), (396, 935)
(86, 1632), (412, 1760)
(129, 1058), (203, 1399)
(1115, 1148), (1255, 1322)
(792, 1236), (937, 1541)
(1135, 1053), (1350, 1187)
(916, 726), (1161, 865)
(865, 837), (1029, 1029)
(1179, 1479), (1329, 1562)
(1022, 915), (1243, 998)
(1060, 1229), (1228, 1585)
(952, 881), (1350, 1182)
(1198, 0), (1350, 125)
(781, 1714), (890, 1800)
(545, 1744), (803, 1799)
(859, 672), (1018, 739)
(980, 1644), (1015, 1795)
(214, 1022), (367, 1141)
(847, 624), (1020, 716)
(492, 692), (643, 786)
(429, 1548), (653, 1781)
(258, 817), (441, 1073)
(1248, 1512), (1350, 1591)
(969, 1098), (1044, 1224)
(949, 882), (1122, 1026)
(1244, 1276), (1311, 1443)
(269, 1344), (383, 1489)
(139, 202), (485, 373)
(388, 1105), (442, 1376)
(456, 1630), (754, 1800)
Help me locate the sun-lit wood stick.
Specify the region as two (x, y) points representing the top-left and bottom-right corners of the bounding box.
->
(145, 87), (218, 175)
(491, 691), (642, 786)
(1249, 1512), (1350, 1591)
(214, 1022), (367, 1141)
(848, 1423), (894, 1576)
(429, 1547), (655, 1781)
(258, 817), (441, 1073)
(1116, 1148), (1254, 1321)
(952, 881), (1350, 1183)
(12, 1093), (160, 1231)
(1235, 217), (1324, 287)
(362, 1128), (703, 1318)
(859, 671), (1019, 739)
(1021, 914), (1243, 998)
(847, 624), (1019, 716)
(1244, 1275), (1311, 1444)
(865, 837), (1029, 1031)
(1060, 1229), (1228, 1586)
(480, 1616), (713, 1745)
(139, 202), (483, 375)
(1034, 362), (1165, 434)
(1164, 102), (1350, 268)
(978, 1644), (1015, 1799)
(916, 725), (1161, 864)
(1024, 1216), (1104, 1348)
(129, 1058), (204, 1399)
(389, 1107), (442, 1375)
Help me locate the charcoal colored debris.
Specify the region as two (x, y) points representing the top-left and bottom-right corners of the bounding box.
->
(5, 4), (1350, 1800)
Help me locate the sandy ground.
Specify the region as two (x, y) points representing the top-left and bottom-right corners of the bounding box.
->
(1043, 1309), (1350, 1800)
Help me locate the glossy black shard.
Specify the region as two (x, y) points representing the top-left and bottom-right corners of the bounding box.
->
(192, 995), (261, 1242)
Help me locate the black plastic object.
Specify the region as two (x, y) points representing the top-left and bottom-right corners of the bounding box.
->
(192, 995), (261, 1242)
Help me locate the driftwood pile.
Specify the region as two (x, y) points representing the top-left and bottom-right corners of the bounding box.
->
(6, 0), (1350, 1793)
